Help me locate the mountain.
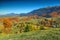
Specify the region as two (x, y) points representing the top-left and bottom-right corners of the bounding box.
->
(0, 13), (19, 17)
(6, 13), (18, 16)
(25, 6), (60, 17)
(0, 6), (60, 17)
(20, 13), (27, 16)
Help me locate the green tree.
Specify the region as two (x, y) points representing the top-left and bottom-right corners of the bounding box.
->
(24, 24), (30, 32)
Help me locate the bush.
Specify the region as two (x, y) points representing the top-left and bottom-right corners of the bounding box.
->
(24, 24), (30, 32)
(40, 25), (45, 30)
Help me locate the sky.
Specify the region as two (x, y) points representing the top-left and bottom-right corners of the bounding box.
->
(0, 0), (60, 15)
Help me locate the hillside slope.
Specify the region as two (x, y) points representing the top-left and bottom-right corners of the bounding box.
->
(20, 6), (60, 17)
(28, 6), (60, 15)
(0, 28), (60, 40)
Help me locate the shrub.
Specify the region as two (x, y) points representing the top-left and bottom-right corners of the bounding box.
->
(24, 24), (30, 32)
(40, 25), (45, 30)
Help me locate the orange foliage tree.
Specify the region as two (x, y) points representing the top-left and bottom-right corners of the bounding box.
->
(42, 13), (46, 17)
(50, 12), (58, 17)
(2, 18), (12, 33)
(11, 17), (19, 22)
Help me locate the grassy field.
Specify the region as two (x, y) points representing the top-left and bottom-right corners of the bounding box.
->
(0, 28), (60, 40)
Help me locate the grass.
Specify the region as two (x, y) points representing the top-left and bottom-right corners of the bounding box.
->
(0, 28), (60, 40)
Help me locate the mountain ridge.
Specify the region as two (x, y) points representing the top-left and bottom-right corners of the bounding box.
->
(0, 6), (60, 17)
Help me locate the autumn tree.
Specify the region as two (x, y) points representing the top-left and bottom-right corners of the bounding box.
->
(2, 18), (12, 33)
(42, 13), (46, 17)
(11, 17), (19, 22)
(50, 12), (58, 17)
